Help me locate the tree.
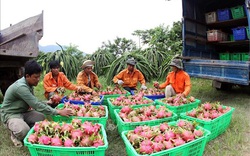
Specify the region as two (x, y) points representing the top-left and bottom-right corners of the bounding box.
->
(87, 48), (116, 76)
(132, 23), (182, 80)
(100, 37), (137, 57)
(36, 43), (83, 80)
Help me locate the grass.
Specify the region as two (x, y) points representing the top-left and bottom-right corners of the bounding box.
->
(0, 77), (250, 156)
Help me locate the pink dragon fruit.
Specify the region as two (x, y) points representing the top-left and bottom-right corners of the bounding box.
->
(51, 136), (62, 146)
(28, 133), (38, 143)
(38, 135), (51, 145)
(64, 138), (75, 147)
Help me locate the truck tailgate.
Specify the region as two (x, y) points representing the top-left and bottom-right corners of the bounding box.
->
(184, 59), (250, 85)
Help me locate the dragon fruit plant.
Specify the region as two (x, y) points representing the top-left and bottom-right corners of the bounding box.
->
(28, 119), (105, 147)
(125, 120), (204, 154)
(186, 101), (231, 120)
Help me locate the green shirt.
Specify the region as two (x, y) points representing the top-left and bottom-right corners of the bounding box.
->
(0, 77), (58, 123)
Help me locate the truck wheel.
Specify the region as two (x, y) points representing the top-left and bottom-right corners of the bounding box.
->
(212, 80), (232, 91)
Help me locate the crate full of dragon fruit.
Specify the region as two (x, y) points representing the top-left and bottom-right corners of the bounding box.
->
(107, 94), (154, 124)
(52, 103), (108, 127)
(121, 120), (210, 156)
(114, 105), (177, 134)
(24, 119), (108, 156)
(155, 94), (201, 117)
(61, 93), (104, 105)
(180, 101), (235, 141)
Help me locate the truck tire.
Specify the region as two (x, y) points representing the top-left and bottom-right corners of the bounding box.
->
(212, 80), (233, 91)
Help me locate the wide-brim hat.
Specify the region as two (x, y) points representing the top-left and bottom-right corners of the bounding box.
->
(169, 59), (183, 69)
(126, 58), (136, 66)
(81, 60), (95, 69)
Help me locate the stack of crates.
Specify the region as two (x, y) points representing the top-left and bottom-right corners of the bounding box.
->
(219, 52), (249, 61)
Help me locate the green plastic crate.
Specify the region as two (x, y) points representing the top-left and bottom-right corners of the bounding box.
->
(230, 53), (241, 61)
(241, 53), (249, 61)
(219, 53), (230, 60)
(231, 5), (245, 19)
(107, 97), (154, 124)
(229, 34), (234, 41)
(155, 99), (201, 117)
(51, 104), (108, 127)
(24, 123), (108, 156)
(121, 121), (210, 156)
(114, 105), (177, 134)
(180, 106), (235, 141)
(246, 26), (250, 39)
(102, 91), (130, 106)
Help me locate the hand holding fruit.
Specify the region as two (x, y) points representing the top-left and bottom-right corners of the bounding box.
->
(92, 90), (98, 95)
(153, 81), (159, 88)
(117, 80), (124, 85)
(49, 94), (61, 105)
(76, 86), (83, 92)
(57, 108), (73, 117)
(96, 84), (102, 90)
(141, 85), (147, 90)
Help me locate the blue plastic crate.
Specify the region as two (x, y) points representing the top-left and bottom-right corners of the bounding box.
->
(144, 95), (165, 101)
(232, 27), (247, 41)
(217, 8), (231, 21)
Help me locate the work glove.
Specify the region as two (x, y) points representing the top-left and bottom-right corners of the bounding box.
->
(141, 85), (147, 90)
(56, 87), (65, 93)
(117, 80), (124, 85)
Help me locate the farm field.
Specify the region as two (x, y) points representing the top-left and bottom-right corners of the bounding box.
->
(0, 78), (249, 156)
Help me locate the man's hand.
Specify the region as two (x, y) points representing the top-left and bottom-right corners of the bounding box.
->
(96, 84), (102, 90)
(57, 108), (73, 117)
(117, 80), (124, 85)
(141, 85), (147, 90)
(76, 86), (83, 92)
(153, 81), (159, 89)
(47, 98), (53, 105)
(92, 90), (98, 95)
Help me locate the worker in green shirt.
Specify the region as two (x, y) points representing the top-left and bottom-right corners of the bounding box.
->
(0, 60), (73, 147)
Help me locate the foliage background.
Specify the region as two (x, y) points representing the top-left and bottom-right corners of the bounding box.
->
(36, 22), (182, 83)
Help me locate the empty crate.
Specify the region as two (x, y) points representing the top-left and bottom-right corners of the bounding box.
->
(205, 11), (217, 23)
(217, 8), (231, 21)
(232, 27), (247, 41)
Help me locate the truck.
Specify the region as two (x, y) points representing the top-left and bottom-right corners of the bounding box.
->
(182, 0), (250, 90)
(0, 12), (43, 95)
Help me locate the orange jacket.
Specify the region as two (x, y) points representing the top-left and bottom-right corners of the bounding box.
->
(113, 68), (146, 88)
(76, 71), (101, 93)
(159, 70), (191, 96)
(43, 72), (77, 99)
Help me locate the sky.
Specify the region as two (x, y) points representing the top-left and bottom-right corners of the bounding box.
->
(0, 0), (182, 54)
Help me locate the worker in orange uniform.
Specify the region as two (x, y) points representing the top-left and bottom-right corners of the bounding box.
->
(113, 58), (147, 93)
(76, 60), (101, 94)
(43, 60), (82, 100)
(154, 59), (191, 98)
